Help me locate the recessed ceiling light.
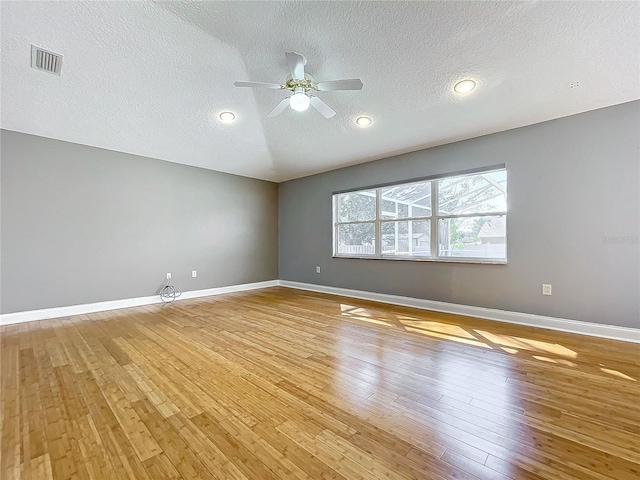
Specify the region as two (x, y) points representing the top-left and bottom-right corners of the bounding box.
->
(355, 116), (372, 128)
(453, 79), (476, 94)
(218, 111), (236, 123)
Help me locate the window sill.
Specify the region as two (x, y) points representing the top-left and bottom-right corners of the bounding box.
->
(333, 255), (507, 265)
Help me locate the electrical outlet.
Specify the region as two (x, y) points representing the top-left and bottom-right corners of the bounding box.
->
(166, 272), (172, 280)
(192, 270), (197, 278)
(316, 266), (321, 274)
(542, 284), (552, 296)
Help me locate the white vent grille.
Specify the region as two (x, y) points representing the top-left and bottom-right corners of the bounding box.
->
(31, 45), (63, 75)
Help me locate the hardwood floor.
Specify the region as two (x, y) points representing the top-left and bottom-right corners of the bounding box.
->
(1, 286), (639, 480)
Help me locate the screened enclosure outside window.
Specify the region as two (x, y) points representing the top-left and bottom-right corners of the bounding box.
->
(333, 167), (507, 262)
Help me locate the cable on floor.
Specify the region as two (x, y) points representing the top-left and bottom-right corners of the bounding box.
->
(159, 279), (182, 303)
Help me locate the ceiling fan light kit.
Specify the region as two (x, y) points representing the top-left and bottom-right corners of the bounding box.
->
(290, 90), (310, 111)
(234, 51), (363, 119)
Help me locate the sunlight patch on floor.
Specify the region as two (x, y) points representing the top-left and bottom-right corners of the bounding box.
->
(344, 315), (393, 327)
(532, 355), (577, 367)
(501, 347), (519, 354)
(339, 304), (592, 369)
(404, 326), (492, 349)
(475, 330), (577, 358)
(399, 319), (476, 339)
(600, 367), (636, 382)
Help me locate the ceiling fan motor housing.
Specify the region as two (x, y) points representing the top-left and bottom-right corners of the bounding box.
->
(285, 74), (314, 92)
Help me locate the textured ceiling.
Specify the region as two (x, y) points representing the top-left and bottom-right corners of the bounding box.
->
(1, 1), (638, 182)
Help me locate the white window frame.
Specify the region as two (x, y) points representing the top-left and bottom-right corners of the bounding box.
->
(332, 165), (507, 264)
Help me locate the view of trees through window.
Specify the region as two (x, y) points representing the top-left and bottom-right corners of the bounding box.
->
(333, 169), (507, 261)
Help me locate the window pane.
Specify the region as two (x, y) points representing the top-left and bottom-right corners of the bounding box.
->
(337, 190), (376, 222)
(438, 170), (506, 215)
(381, 199), (396, 219)
(438, 216), (506, 259)
(337, 223), (375, 255)
(381, 181), (431, 218)
(381, 221), (430, 257)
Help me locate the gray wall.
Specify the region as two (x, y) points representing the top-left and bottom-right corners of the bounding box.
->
(279, 101), (640, 329)
(1, 130), (278, 313)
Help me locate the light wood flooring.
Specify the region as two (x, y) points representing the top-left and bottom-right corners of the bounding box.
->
(1, 286), (639, 479)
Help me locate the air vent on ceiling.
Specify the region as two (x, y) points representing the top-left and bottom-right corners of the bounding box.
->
(31, 45), (63, 75)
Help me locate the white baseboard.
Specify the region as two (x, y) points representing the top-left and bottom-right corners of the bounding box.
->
(279, 280), (640, 343)
(3, 279), (638, 343)
(0, 280), (279, 326)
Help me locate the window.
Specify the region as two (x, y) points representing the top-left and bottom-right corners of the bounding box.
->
(333, 167), (507, 263)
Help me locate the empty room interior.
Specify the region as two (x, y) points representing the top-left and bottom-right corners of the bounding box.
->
(1, 2), (639, 479)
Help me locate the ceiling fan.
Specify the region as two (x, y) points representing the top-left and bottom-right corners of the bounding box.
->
(234, 52), (363, 118)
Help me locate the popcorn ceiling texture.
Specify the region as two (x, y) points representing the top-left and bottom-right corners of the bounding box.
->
(1, 1), (638, 182)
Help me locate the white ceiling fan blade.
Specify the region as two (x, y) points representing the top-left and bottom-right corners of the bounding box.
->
(309, 96), (336, 118)
(267, 97), (290, 118)
(315, 79), (364, 91)
(285, 51), (306, 80)
(234, 81), (282, 89)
